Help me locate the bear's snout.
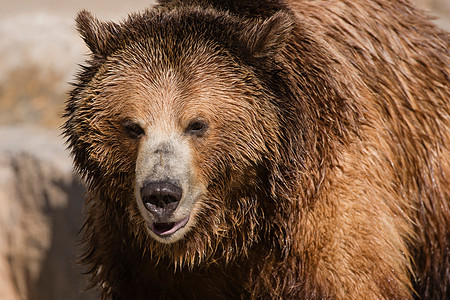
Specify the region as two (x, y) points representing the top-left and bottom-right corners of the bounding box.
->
(141, 180), (182, 219)
(134, 132), (202, 242)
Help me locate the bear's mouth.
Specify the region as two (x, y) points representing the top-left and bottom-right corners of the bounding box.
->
(151, 215), (190, 237)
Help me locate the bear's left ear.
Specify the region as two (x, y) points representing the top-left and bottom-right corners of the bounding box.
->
(239, 11), (294, 58)
(76, 10), (121, 57)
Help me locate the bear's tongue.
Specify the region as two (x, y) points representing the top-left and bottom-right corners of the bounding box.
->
(153, 222), (175, 234)
(151, 215), (189, 237)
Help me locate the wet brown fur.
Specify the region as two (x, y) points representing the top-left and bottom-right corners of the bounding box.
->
(64, 0), (449, 299)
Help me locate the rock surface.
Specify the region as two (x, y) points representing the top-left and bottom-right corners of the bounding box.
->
(0, 127), (94, 300)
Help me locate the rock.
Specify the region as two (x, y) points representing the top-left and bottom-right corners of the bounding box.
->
(0, 126), (94, 300)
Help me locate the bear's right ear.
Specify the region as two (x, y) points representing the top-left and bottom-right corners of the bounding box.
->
(238, 11), (294, 59)
(76, 10), (121, 57)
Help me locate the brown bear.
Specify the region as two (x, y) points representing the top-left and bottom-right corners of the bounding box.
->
(63, 0), (449, 298)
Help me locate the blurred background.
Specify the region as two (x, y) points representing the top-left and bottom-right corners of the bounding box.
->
(0, 0), (448, 299)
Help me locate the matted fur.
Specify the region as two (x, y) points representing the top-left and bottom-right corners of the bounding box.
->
(63, 0), (449, 298)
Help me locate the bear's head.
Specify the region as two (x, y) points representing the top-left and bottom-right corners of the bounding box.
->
(64, 6), (339, 267)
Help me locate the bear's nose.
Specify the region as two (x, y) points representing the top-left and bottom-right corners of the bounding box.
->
(140, 180), (182, 218)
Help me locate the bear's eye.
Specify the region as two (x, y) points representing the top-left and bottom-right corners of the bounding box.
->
(123, 120), (145, 139)
(185, 120), (208, 137)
